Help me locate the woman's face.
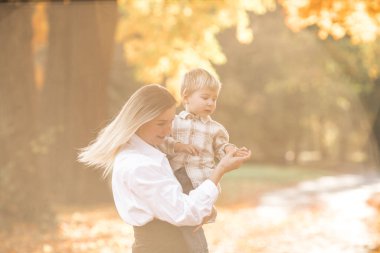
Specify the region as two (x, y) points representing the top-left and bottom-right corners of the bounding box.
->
(136, 105), (176, 147)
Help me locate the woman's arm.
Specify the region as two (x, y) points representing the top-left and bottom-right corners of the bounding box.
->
(123, 150), (251, 227)
(126, 162), (218, 226)
(209, 148), (251, 185)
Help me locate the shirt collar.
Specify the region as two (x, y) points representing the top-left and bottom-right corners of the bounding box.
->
(179, 110), (211, 123)
(128, 134), (166, 162)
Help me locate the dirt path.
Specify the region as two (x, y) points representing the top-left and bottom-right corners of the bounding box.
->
(205, 173), (380, 253)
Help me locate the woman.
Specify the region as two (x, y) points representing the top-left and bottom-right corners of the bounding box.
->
(78, 84), (251, 253)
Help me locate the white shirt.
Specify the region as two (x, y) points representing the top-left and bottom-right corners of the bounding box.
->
(112, 134), (219, 226)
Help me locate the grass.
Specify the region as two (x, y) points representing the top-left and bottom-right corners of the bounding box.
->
(217, 163), (336, 207)
(225, 163), (334, 181)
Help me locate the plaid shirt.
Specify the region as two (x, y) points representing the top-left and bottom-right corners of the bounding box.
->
(160, 110), (234, 188)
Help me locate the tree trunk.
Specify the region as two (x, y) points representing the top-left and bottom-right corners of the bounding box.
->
(0, 4), (53, 228)
(41, 1), (118, 203)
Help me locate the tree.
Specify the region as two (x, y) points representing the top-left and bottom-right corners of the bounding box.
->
(114, 0), (380, 162)
(41, 1), (118, 203)
(280, 0), (380, 44)
(0, 4), (53, 230)
(280, 0), (380, 87)
(0, 1), (118, 230)
(214, 10), (376, 164)
(115, 0), (380, 90)
(116, 0), (276, 97)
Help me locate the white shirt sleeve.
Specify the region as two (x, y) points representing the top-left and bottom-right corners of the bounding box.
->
(125, 161), (219, 226)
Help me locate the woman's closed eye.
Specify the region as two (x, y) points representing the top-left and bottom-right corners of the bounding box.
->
(157, 122), (169, 126)
(157, 120), (172, 127)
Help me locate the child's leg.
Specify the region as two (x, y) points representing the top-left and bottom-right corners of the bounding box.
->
(180, 226), (209, 253)
(174, 167), (194, 194)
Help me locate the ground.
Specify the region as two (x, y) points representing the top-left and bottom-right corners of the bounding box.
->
(2, 170), (380, 253)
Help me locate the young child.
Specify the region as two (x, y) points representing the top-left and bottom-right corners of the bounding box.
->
(160, 68), (244, 253)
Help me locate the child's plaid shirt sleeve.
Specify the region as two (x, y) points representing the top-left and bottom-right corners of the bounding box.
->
(213, 124), (234, 161)
(159, 136), (178, 156)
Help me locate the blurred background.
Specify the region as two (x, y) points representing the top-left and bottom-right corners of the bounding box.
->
(1, 0), (380, 252)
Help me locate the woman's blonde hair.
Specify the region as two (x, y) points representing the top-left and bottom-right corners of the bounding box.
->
(78, 84), (176, 177)
(180, 68), (221, 98)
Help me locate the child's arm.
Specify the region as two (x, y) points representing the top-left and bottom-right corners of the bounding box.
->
(213, 125), (236, 160)
(160, 137), (200, 156)
(174, 142), (199, 156)
(222, 142), (251, 158)
(214, 126), (249, 159)
(158, 136), (177, 155)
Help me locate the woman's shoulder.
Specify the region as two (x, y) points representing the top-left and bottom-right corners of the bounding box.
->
(114, 149), (161, 172)
(113, 149), (168, 183)
(116, 149), (151, 165)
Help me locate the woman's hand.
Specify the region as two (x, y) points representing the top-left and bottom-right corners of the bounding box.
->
(209, 147), (251, 185)
(220, 147), (251, 172)
(193, 206), (217, 232)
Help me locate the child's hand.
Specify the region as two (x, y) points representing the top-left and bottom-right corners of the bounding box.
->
(174, 143), (199, 156)
(224, 144), (238, 154)
(234, 146), (251, 157)
(225, 145), (250, 157)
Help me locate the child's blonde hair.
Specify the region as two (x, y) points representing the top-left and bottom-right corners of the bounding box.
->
(180, 68), (221, 98)
(78, 84), (177, 177)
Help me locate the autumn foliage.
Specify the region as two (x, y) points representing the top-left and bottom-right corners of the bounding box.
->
(115, 0), (276, 96)
(280, 0), (380, 43)
(114, 0), (380, 93)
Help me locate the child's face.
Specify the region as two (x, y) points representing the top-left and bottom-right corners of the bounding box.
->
(184, 88), (219, 117)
